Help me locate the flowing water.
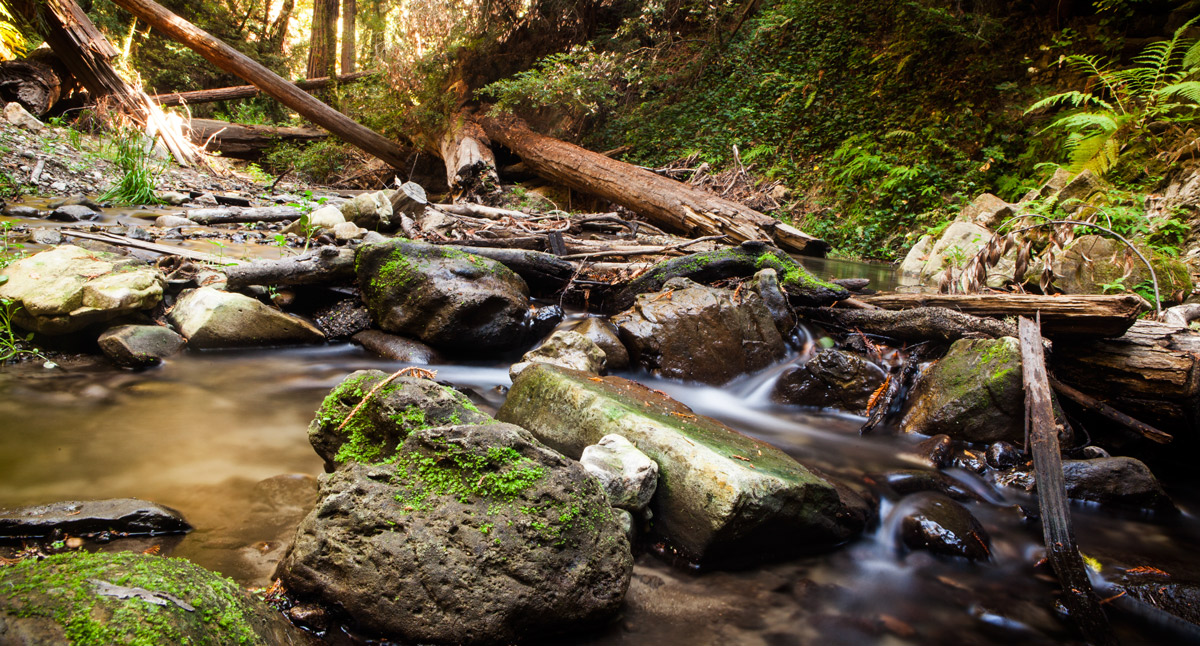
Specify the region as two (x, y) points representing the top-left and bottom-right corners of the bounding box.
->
(1, 209), (1198, 645)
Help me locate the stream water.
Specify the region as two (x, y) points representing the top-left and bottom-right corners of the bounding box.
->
(0, 207), (1197, 645)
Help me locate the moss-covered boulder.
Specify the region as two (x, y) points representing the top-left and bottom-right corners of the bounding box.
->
(356, 240), (548, 352)
(308, 369), (491, 470)
(0, 551), (305, 645)
(1052, 234), (1192, 301)
(277, 422), (632, 645)
(900, 337), (1024, 443)
(497, 364), (869, 564)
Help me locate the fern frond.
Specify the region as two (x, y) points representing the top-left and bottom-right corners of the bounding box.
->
(1026, 91), (1112, 114)
(1065, 131), (1119, 175)
(1047, 111), (1119, 134)
(1184, 37), (1200, 71)
(1156, 81), (1200, 105)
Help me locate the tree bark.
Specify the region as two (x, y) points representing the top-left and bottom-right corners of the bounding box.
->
(224, 246), (355, 289)
(187, 118), (327, 158)
(307, 0), (338, 79)
(796, 306), (1017, 342)
(340, 0), (356, 74)
(266, 0), (294, 53)
(439, 109), (499, 197)
(185, 205), (306, 224)
(151, 71), (375, 107)
(0, 59), (62, 116)
(857, 293), (1146, 338)
(477, 112), (827, 256)
(109, 0), (411, 168)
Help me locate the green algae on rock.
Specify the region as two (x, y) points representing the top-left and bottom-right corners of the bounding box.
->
(900, 336), (1024, 443)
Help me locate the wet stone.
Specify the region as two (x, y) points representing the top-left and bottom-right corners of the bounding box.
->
(48, 204), (98, 222)
(897, 493), (991, 561)
(877, 469), (982, 503)
(1061, 457), (1176, 514)
(580, 434), (659, 511)
(0, 498), (191, 539)
(312, 299), (372, 339)
(986, 441), (1023, 470)
(351, 330), (441, 363)
(772, 349), (886, 415)
(97, 324), (186, 368)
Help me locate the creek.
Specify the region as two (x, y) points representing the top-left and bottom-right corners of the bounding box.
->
(0, 206), (1197, 645)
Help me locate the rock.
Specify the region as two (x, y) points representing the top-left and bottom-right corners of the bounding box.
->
(1061, 457), (1176, 513)
(1020, 167), (1073, 203)
(913, 434), (954, 468)
(308, 370), (490, 469)
(920, 221), (991, 284)
(957, 193), (1013, 229)
(277, 422), (632, 645)
(339, 191), (393, 229)
(876, 470), (981, 503)
(1052, 234), (1192, 298)
(498, 364), (870, 563)
(986, 441), (1022, 470)
(48, 204), (98, 222)
(97, 324), (186, 368)
(0, 498), (191, 538)
(580, 434), (659, 511)
(3, 204), (40, 218)
(306, 205), (345, 230)
(0, 246), (165, 335)
(155, 214), (194, 228)
(356, 239), (539, 352)
(1054, 169), (1106, 212)
(159, 191), (190, 206)
(751, 268), (796, 335)
(510, 329), (606, 379)
(899, 235), (934, 281)
(167, 286), (325, 349)
(571, 317), (629, 370)
(29, 228), (62, 245)
(901, 337), (1024, 443)
(332, 221), (365, 242)
(772, 349), (886, 415)
(193, 193), (219, 205)
(612, 277), (786, 385)
(351, 330), (441, 363)
(4, 101), (43, 132)
(0, 551), (304, 645)
(897, 493), (991, 561)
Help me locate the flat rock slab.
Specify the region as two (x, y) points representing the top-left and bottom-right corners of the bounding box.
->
(0, 499), (191, 539)
(498, 364), (868, 564)
(168, 286), (325, 349)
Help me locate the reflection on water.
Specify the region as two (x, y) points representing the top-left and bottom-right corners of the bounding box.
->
(798, 255), (900, 292)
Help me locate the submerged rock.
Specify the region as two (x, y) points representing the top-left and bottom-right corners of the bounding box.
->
(510, 329), (606, 379)
(580, 434), (659, 511)
(612, 277), (786, 385)
(901, 337), (1024, 443)
(897, 493), (991, 561)
(772, 349), (886, 415)
(0, 551), (304, 645)
(350, 330), (441, 362)
(1061, 457), (1176, 513)
(168, 286), (325, 349)
(277, 422), (632, 645)
(0, 245), (165, 334)
(0, 498), (191, 539)
(498, 364), (869, 564)
(98, 324), (186, 367)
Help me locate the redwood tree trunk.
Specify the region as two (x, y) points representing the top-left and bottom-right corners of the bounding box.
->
(340, 0), (356, 74)
(478, 113), (827, 256)
(439, 109), (499, 198)
(307, 0), (338, 79)
(152, 70), (374, 107)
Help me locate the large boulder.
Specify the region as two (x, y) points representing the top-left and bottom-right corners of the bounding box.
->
(356, 240), (547, 352)
(339, 191), (393, 230)
(168, 287), (325, 349)
(0, 245), (165, 334)
(0, 551), (305, 645)
(277, 422), (632, 645)
(497, 364), (870, 563)
(901, 337), (1024, 443)
(899, 221), (991, 287)
(1061, 457), (1176, 513)
(612, 277), (786, 385)
(772, 349), (887, 415)
(1052, 234), (1192, 299)
(309, 369), (491, 469)
(956, 193), (1013, 229)
(570, 317), (629, 369)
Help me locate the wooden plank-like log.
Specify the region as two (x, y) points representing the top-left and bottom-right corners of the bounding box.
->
(859, 293), (1146, 337)
(186, 205), (304, 224)
(798, 305), (1016, 342)
(224, 246), (353, 289)
(1019, 316), (1115, 645)
(1048, 376), (1172, 444)
(151, 71), (376, 107)
(188, 118), (327, 158)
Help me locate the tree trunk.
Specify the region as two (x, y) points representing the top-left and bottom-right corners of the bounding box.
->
(796, 305), (1016, 342)
(267, 0), (294, 53)
(0, 59), (61, 116)
(858, 293), (1146, 338)
(110, 0), (411, 168)
(477, 112), (827, 257)
(187, 118), (327, 158)
(307, 0), (338, 79)
(151, 71), (374, 107)
(439, 109), (499, 197)
(340, 0), (356, 74)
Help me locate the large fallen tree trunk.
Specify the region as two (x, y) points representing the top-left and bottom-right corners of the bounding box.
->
(150, 71), (376, 107)
(477, 112), (827, 256)
(858, 293), (1146, 338)
(187, 118), (327, 158)
(110, 0), (410, 168)
(439, 109), (499, 198)
(0, 59), (62, 116)
(797, 305), (1016, 342)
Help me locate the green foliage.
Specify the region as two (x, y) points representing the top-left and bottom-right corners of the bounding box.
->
(262, 140), (357, 184)
(478, 45), (621, 121)
(99, 129), (164, 205)
(0, 1), (26, 60)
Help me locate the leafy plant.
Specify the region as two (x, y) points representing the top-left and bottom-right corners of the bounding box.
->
(99, 128), (164, 205)
(0, 298), (43, 364)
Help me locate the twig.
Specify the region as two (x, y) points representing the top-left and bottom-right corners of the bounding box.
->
(335, 367), (431, 433)
(1048, 375), (1172, 444)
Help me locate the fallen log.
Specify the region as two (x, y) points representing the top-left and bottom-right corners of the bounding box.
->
(188, 118), (327, 158)
(797, 306), (1016, 342)
(1050, 320), (1200, 435)
(224, 246), (353, 290)
(444, 245), (575, 297)
(439, 109), (499, 197)
(59, 229), (238, 265)
(1048, 376), (1172, 444)
(0, 59), (61, 116)
(186, 206), (304, 224)
(1019, 316), (1115, 645)
(110, 0), (410, 168)
(477, 112), (827, 256)
(858, 293), (1146, 338)
(151, 71), (376, 107)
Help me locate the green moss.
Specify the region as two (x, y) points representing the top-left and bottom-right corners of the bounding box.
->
(393, 440), (546, 512)
(0, 551), (265, 645)
(373, 252), (419, 294)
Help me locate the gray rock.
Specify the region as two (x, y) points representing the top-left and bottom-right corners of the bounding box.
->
(612, 277), (786, 385)
(0, 552), (306, 645)
(312, 299), (371, 339)
(0, 498), (191, 538)
(29, 228), (62, 245)
(308, 370), (490, 469)
(351, 330), (441, 363)
(498, 364), (870, 563)
(752, 268), (796, 335)
(898, 493), (991, 561)
(571, 317), (629, 370)
(155, 214), (194, 228)
(339, 191), (393, 229)
(355, 239), (535, 352)
(167, 286), (325, 349)
(48, 204), (98, 222)
(1061, 457), (1176, 513)
(277, 423), (632, 645)
(4, 102), (43, 132)
(158, 191), (190, 206)
(510, 329), (606, 379)
(772, 349), (886, 415)
(1054, 169), (1105, 212)
(332, 221), (365, 242)
(920, 221), (990, 284)
(580, 434), (659, 511)
(1021, 167), (1073, 203)
(957, 193), (1013, 229)
(901, 337), (1024, 443)
(97, 324), (186, 368)
(306, 205), (345, 230)
(898, 235), (933, 281)
(3, 204), (40, 218)
(1053, 234), (1192, 297)
(193, 193), (219, 205)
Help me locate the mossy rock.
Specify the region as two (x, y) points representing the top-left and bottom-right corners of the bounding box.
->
(0, 551), (304, 645)
(900, 337), (1024, 443)
(1053, 235), (1193, 302)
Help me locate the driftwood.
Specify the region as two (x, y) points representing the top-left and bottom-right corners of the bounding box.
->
(223, 246), (354, 289)
(1161, 303), (1200, 328)
(861, 345), (927, 434)
(477, 113), (827, 256)
(444, 245), (575, 296)
(1019, 316), (1115, 645)
(797, 306), (1016, 342)
(59, 229), (238, 265)
(0, 59), (61, 116)
(858, 293), (1146, 338)
(111, 0), (410, 168)
(186, 206), (304, 224)
(1047, 376), (1172, 444)
(391, 182), (428, 217)
(188, 118), (327, 158)
(1050, 320), (1200, 434)
(151, 71), (376, 107)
